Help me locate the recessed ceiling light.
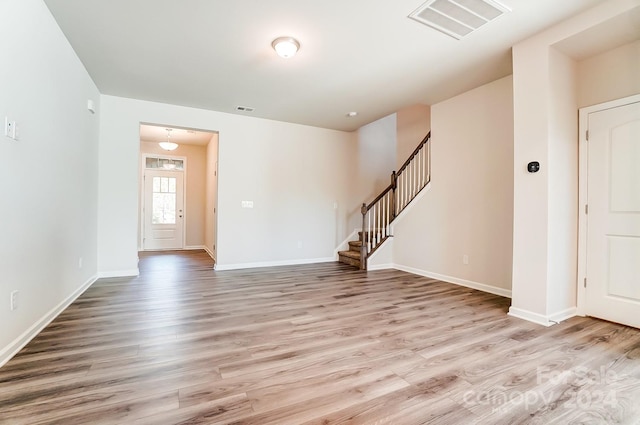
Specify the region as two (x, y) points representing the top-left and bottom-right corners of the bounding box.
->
(272, 37), (300, 58)
(346, 112), (358, 117)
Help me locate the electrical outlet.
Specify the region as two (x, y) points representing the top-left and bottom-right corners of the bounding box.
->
(463, 255), (469, 265)
(4, 117), (17, 140)
(10, 290), (19, 311)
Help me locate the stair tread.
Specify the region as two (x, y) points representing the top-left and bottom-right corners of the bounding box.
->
(338, 250), (361, 260)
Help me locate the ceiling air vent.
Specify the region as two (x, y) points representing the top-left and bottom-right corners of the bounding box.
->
(235, 106), (255, 112)
(409, 0), (511, 40)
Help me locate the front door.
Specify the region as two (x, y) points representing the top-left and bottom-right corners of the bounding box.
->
(586, 100), (640, 329)
(143, 170), (184, 250)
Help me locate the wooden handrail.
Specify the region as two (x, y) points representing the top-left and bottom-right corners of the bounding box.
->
(359, 131), (431, 270)
(365, 184), (393, 211)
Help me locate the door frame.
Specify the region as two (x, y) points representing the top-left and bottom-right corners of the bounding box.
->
(139, 153), (188, 250)
(577, 93), (640, 316)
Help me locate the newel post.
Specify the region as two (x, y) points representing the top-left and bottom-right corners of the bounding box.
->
(390, 171), (397, 221)
(360, 203), (367, 270)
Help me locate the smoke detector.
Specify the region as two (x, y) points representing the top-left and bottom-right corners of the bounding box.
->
(409, 0), (511, 40)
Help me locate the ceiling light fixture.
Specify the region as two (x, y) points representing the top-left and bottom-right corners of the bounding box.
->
(159, 128), (178, 151)
(346, 112), (358, 117)
(272, 37), (300, 58)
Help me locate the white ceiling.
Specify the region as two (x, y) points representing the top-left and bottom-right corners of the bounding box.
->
(44, 0), (611, 131)
(554, 6), (640, 60)
(140, 124), (215, 146)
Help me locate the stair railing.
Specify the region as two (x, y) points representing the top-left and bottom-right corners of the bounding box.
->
(360, 131), (431, 269)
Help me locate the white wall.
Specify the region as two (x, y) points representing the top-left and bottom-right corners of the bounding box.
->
(547, 48), (579, 316)
(396, 104), (431, 170)
(98, 96), (357, 272)
(139, 141), (208, 248)
(577, 39), (640, 108)
(0, 0), (100, 365)
(511, 41), (551, 319)
(392, 76), (514, 295)
(354, 115), (397, 191)
(510, 0), (638, 325)
(205, 133), (219, 259)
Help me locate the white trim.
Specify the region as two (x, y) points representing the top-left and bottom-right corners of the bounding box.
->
(507, 307), (577, 327)
(97, 269), (140, 278)
(184, 245), (206, 250)
(0, 274), (98, 368)
(392, 264), (512, 298)
(577, 94), (640, 316)
(202, 245), (215, 262)
(368, 263), (395, 271)
(508, 307), (553, 327)
(367, 236), (394, 268)
(215, 257), (335, 271)
(333, 229), (361, 259)
(395, 182), (431, 221)
(548, 307), (578, 324)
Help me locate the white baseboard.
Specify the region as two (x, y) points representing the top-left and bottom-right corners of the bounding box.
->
(368, 263), (395, 271)
(202, 245), (216, 262)
(393, 264), (512, 299)
(216, 257), (335, 271)
(0, 274), (98, 368)
(184, 245), (206, 250)
(97, 269), (140, 278)
(508, 307), (553, 327)
(548, 307), (578, 324)
(508, 306), (578, 327)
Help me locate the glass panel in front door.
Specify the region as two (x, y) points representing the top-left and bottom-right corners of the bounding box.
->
(152, 176), (177, 224)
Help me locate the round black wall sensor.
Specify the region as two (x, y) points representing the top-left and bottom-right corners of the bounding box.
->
(527, 161), (540, 173)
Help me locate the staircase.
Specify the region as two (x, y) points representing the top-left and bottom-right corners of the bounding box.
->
(338, 132), (431, 270)
(337, 238), (363, 268)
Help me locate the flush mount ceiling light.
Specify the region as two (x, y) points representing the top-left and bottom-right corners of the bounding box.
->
(272, 36), (300, 58)
(346, 112), (358, 118)
(159, 128), (178, 151)
(409, 0), (511, 40)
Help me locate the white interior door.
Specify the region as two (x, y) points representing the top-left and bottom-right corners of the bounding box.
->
(143, 170), (184, 250)
(586, 100), (640, 329)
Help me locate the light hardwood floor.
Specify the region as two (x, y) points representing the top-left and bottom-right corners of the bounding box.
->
(1, 250), (639, 424)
